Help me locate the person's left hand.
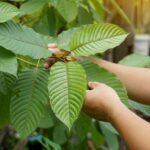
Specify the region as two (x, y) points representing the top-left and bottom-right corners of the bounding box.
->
(83, 82), (123, 121)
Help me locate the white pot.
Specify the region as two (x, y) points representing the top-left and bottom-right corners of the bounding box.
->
(134, 34), (150, 55)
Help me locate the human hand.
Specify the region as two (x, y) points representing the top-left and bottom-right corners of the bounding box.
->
(83, 82), (123, 121)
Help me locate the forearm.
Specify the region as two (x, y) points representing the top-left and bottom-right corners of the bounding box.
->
(87, 57), (150, 104)
(109, 102), (150, 150)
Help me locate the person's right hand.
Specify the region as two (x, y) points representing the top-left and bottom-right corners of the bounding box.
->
(83, 82), (123, 121)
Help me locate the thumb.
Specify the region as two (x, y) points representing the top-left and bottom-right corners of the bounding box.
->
(88, 81), (99, 89)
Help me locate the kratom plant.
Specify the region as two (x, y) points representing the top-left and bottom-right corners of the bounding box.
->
(0, 1), (134, 149)
(0, 19), (128, 138)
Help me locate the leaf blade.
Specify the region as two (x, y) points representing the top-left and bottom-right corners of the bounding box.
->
(0, 2), (19, 23)
(10, 68), (49, 138)
(48, 62), (87, 129)
(0, 47), (17, 76)
(70, 23), (128, 56)
(80, 60), (128, 105)
(0, 21), (52, 59)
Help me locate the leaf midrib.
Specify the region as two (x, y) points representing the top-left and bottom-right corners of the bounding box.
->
(65, 63), (71, 127)
(71, 33), (127, 51)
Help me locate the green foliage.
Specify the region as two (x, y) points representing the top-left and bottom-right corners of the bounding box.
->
(0, 2), (19, 23)
(38, 105), (55, 128)
(10, 68), (49, 138)
(53, 0), (78, 23)
(0, 47), (17, 76)
(119, 53), (150, 67)
(70, 23), (128, 56)
(0, 21), (52, 59)
(48, 62), (87, 129)
(80, 60), (128, 105)
(0, 0), (134, 149)
(0, 72), (16, 128)
(20, 0), (49, 15)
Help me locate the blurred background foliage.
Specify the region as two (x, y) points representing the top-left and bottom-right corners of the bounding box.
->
(0, 0), (150, 150)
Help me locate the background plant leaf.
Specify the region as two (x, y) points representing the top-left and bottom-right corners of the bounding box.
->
(119, 53), (150, 67)
(20, 0), (49, 15)
(53, 0), (78, 23)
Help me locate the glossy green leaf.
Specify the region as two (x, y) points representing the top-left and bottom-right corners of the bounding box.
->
(0, 21), (52, 59)
(80, 60), (128, 105)
(48, 62), (87, 129)
(70, 23), (128, 56)
(119, 53), (150, 67)
(0, 2), (19, 23)
(0, 48), (17, 76)
(10, 68), (49, 138)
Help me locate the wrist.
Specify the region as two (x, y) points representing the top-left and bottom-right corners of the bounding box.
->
(107, 101), (126, 122)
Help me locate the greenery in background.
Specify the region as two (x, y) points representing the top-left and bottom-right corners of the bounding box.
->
(0, 0), (149, 150)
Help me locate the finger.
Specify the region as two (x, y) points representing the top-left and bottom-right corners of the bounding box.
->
(48, 48), (60, 53)
(44, 63), (50, 69)
(48, 43), (57, 48)
(88, 81), (99, 89)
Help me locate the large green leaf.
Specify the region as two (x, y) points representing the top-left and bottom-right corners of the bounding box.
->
(70, 23), (128, 56)
(53, 0), (78, 23)
(119, 53), (150, 67)
(57, 28), (80, 51)
(10, 68), (49, 138)
(80, 60), (128, 105)
(0, 21), (52, 59)
(0, 2), (19, 23)
(20, 0), (49, 15)
(0, 72), (16, 128)
(48, 62), (87, 129)
(0, 47), (17, 76)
